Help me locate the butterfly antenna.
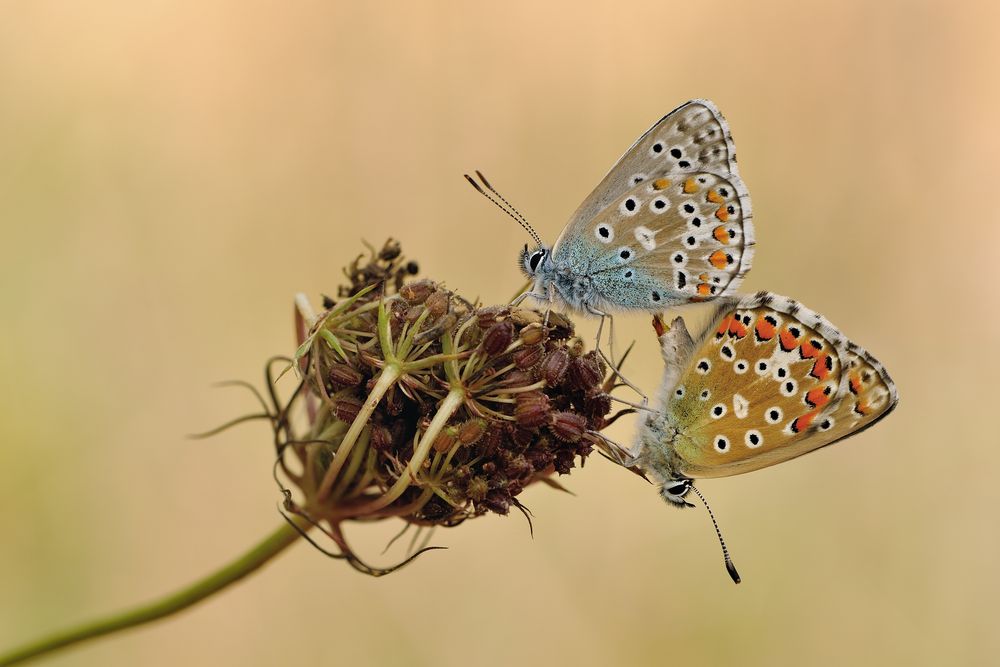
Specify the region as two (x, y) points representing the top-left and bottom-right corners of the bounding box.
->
(475, 170), (532, 224)
(464, 171), (543, 247)
(688, 485), (741, 584)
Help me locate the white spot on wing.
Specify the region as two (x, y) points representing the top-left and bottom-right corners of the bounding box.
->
(634, 226), (657, 250)
(733, 394), (749, 419)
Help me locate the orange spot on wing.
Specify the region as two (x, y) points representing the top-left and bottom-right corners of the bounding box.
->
(707, 189), (724, 204)
(754, 317), (776, 341)
(716, 314), (734, 338)
(683, 178), (699, 194)
(728, 318), (748, 338)
(849, 374), (862, 394)
(805, 387), (831, 408)
(653, 178), (671, 190)
(697, 283), (711, 296)
(810, 355), (832, 380)
(792, 410), (819, 433)
(713, 226), (730, 244)
(799, 342), (821, 359)
(715, 206), (729, 222)
(709, 250), (728, 269)
(854, 400), (870, 416)
(779, 328), (798, 352)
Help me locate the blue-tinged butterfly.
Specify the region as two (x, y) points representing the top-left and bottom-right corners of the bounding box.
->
(469, 99), (753, 317)
(624, 291), (898, 582)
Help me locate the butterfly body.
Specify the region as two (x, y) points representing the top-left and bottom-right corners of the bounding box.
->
(519, 99), (755, 315)
(632, 291), (898, 506)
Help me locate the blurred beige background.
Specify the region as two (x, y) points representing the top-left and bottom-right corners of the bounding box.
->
(1, 1), (997, 665)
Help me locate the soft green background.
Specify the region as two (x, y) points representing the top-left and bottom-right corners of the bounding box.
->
(1, 1), (996, 665)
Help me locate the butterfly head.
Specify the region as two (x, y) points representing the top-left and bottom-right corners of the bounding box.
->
(660, 478), (696, 508)
(520, 243), (551, 280)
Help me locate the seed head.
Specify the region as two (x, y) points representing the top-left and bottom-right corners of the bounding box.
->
(265, 239), (613, 577)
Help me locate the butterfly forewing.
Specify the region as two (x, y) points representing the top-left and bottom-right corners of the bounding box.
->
(558, 100), (740, 245)
(578, 170), (753, 309)
(664, 293), (897, 478)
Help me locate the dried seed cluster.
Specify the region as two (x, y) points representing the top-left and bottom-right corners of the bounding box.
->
(269, 240), (613, 574)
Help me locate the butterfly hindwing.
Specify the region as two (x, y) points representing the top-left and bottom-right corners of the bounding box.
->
(659, 292), (897, 478)
(575, 170), (753, 310)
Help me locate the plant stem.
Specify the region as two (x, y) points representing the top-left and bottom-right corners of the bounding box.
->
(0, 517), (311, 666)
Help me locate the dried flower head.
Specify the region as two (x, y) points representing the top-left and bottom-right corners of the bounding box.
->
(254, 239), (613, 575)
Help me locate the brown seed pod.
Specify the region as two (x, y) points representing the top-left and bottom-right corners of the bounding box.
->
(328, 363), (363, 389)
(476, 305), (508, 330)
(544, 311), (575, 339)
(539, 348), (571, 386)
(513, 344), (544, 370)
(424, 290), (450, 318)
(514, 391), (551, 429)
(482, 320), (515, 356)
(433, 426), (458, 453)
(457, 418), (488, 446)
(400, 279), (435, 304)
(510, 309), (542, 326)
(333, 397), (363, 424)
(568, 352), (603, 391)
(370, 423), (393, 451)
(518, 322), (546, 346)
(500, 369), (534, 388)
(404, 305), (425, 323)
(465, 476), (489, 502)
(504, 454), (533, 480)
(549, 411), (588, 443)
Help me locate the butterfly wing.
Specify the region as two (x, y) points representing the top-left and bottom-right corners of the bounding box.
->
(557, 99), (741, 246)
(575, 170), (753, 309)
(657, 292), (897, 478)
(548, 100), (753, 309)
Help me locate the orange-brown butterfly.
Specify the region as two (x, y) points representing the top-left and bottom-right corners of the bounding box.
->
(629, 291), (898, 583)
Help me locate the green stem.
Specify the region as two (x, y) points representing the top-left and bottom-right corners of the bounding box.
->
(0, 517), (310, 666)
(349, 387), (465, 514)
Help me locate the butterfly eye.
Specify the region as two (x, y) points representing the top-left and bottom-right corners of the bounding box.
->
(663, 480), (690, 499)
(720, 344), (734, 359)
(765, 407), (783, 424)
(733, 359), (749, 374)
(819, 417), (835, 431)
(528, 250), (546, 272)
(650, 141), (664, 156)
(710, 404), (727, 418)
(755, 360), (770, 375)
(713, 436), (730, 452)
(674, 386), (685, 398)
(744, 430), (763, 448)
(780, 379), (798, 397)
(650, 197), (669, 213)
(699, 389), (711, 401)
(594, 224), (614, 243)
(696, 359), (711, 374)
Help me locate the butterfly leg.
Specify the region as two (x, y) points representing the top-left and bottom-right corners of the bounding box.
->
(585, 305), (649, 405)
(588, 430), (640, 468)
(510, 290), (548, 308)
